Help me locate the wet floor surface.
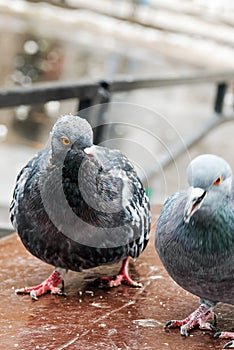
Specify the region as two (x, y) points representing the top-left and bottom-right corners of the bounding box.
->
(0, 207), (233, 350)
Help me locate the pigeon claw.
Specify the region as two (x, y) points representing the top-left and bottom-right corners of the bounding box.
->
(165, 319), (192, 337)
(99, 274), (142, 288)
(15, 271), (65, 300)
(98, 257), (142, 288)
(224, 341), (234, 349)
(165, 304), (216, 336)
(214, 332), (234, 349)
(165, 320), (174, 328)
(214, 332), (234, 339)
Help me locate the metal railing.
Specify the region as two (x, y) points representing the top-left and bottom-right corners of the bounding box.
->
(1, 70), (234, 171)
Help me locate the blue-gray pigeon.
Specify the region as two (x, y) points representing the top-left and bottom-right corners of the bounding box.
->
(155, 154), (234, 349)
(10, 115), (150, 300)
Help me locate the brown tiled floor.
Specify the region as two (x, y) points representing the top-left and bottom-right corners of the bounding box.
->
(0, 207), (232, 350)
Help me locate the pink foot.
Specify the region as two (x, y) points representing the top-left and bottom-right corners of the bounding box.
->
(15, 271), (64, 300)
(166, 304), (216, 336)
(214, 332), (234, 349)
(99, 257), (142, 288)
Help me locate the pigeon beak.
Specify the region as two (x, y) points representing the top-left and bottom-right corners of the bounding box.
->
(84, 145), (98, 157)
(184, 187), (207, 223)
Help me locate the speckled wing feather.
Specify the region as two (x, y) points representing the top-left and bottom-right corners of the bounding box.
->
(62, 146), (150, 255)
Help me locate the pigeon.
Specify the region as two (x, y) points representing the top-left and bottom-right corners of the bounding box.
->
(10, 115), (150, 300)
(155, 154), (234, 349)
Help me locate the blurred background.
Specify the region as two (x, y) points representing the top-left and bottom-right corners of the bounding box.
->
(1, 0), (234, 230)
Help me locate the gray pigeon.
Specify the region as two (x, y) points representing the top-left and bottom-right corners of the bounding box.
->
(155, 154), (234, 349)
(10, 115), (150, 300)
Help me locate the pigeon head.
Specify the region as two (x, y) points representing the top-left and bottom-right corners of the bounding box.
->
(184, 154), (233, 222)
(50, 115), (93, 159)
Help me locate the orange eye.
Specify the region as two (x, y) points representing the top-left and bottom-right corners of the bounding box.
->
(213, 176), (223, 186)
(61, 137), (71, 146)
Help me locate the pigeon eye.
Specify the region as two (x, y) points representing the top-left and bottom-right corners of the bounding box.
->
(213, 176), (223, 186)
(61, 137), (71, 146)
